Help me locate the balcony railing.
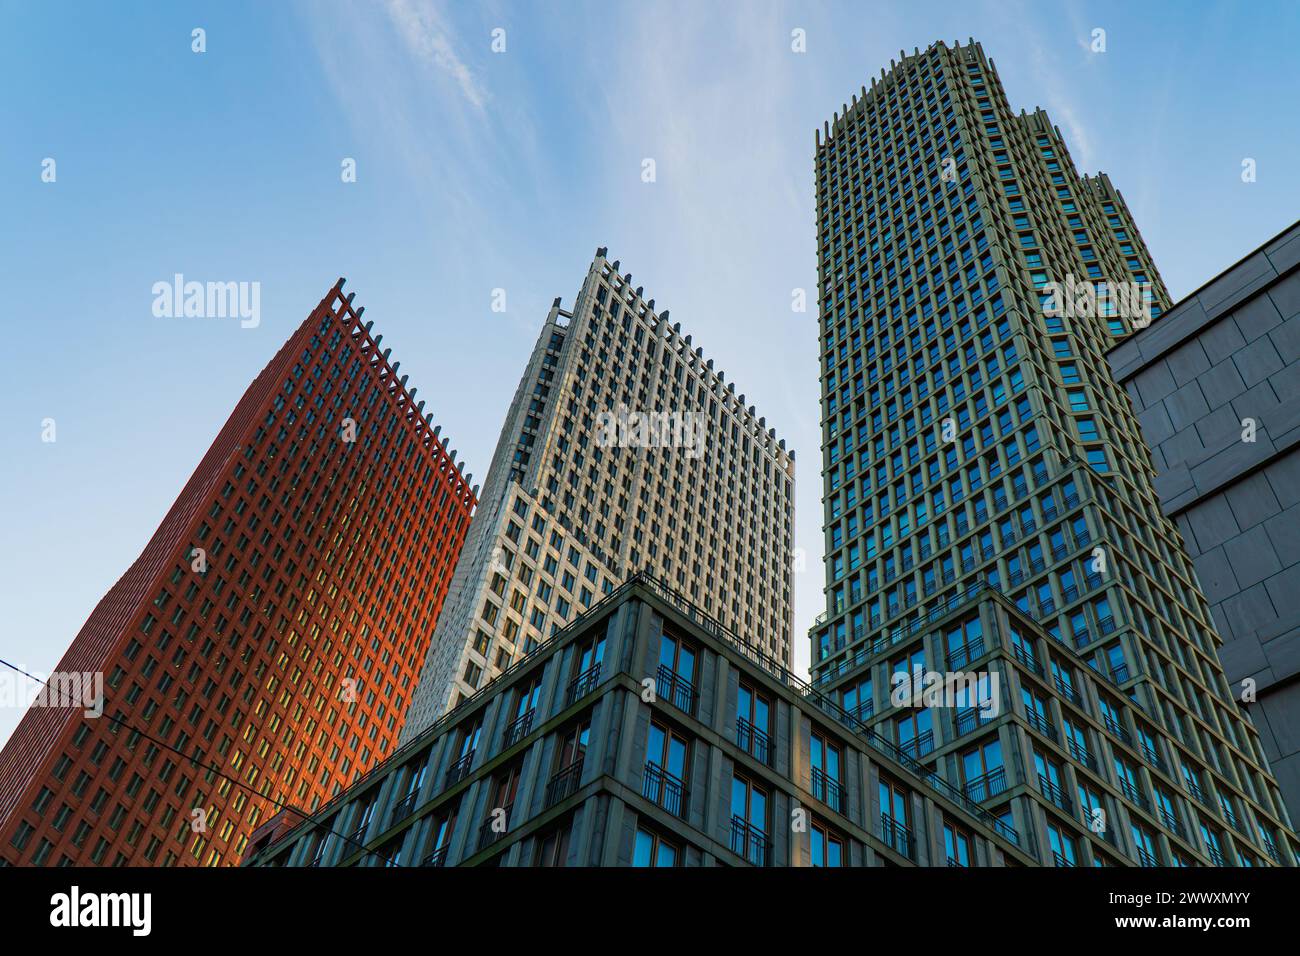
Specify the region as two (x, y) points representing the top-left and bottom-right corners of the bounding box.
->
(1118, 778), (1151, 813)
(730, 816), (771, 866)
(736, 717), (772, 765)
(946, 639), (987, 670)
(964, 766), (1007, 803)
(899, 730), (935, 760)
(846, 698), (875, 723)
(1158, 806), (1185, 839)
(879, 813), (915, 860)
(348, 820), (370, 847)
(502, 709), (536, 748)
(445, 750), (476, 787)
(389, 791), (419, 825)
(1011, 643), (1044, 676)
(1261, 836), (1281, 865)
(1024, 708), (1059, 743)
(1053, 676), (1081, 705)
(544, 760), (584, 808)
(656, 664), (699, 717)
(1136, 846), (1160, 867)
(422, 844), (449, 868)
(955, 706), (996, 737)
(477, 802), (514, 852)
(1102, 716), (1132, 747)
(811, 766), (844, 814)
(1140, 744), (1166, 773)
(564, 662), (602, 707)
(642, 762), (688, 818)
(1038, 773), (1073, 814)
(1066, 737), (1098, 772)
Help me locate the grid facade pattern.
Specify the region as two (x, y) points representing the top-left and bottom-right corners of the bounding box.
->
(402, 252), (795, 739)
(810, 40), (1296, 866)
(0, 282), (475, 866)
(244, 575), (1033, 869)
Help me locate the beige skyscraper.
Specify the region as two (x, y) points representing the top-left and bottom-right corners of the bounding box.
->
(402, 250), (795, 740)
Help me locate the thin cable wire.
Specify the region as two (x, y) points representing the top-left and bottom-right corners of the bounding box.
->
(0, 657), (400, 867)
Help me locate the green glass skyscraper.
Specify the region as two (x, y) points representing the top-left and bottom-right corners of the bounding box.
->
(811, 40), (1296, 866)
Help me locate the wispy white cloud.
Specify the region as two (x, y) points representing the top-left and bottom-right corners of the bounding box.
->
(384, 0), (488, 111)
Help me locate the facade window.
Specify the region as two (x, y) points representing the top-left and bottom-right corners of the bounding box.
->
(644, 722), (689, 817)
(534, 823), (572, 867)
(729, 775), (770, 865)
(943, 820), (973, 866)
(878, 777), (914, 858)
(1047, 822), (1077, 867)
(657, 632), (699, 714)
(633, 826), (678, 867)
(961, 739), (1005, 801)
(423, 806), (458, 867)
(810, 821), (844, 867)
(810, 732), (844, 812)
(737, 682), (772, 764)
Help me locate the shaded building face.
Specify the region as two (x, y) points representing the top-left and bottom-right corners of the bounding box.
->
(812, 41), (1296, 866)
(0, 282), (475, 866)
(1108, 221), (1300, 829)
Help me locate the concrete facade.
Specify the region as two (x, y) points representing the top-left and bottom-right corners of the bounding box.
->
(1109, 221), (1300, 822)
(402, 252), (796, 739)
(243, 574), (1039, 868)
(811, 39), (1296, 867)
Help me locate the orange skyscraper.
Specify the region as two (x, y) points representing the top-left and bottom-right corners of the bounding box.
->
(0, 280), (475, 865)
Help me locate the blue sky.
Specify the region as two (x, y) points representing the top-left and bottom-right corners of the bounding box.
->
(2, 0), (1297, 749)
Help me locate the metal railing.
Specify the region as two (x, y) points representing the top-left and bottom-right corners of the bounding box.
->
(564, 662), (602, 707)
(544, 760), (584, 808)
(1038, 774), (1073, 814)
(730, 815), (771, 866)
(502, 709), (535, 748)
(879, 813), (915, 859)
(422, 844), (449, 868)
(964, 766), (1007, 803)
(736, 717), (772, 765)
(1118, 780), (1149, 811)
(1065, 737), (1098, 772)
(899, 730), (936, 759)
(811, 766), (844, 814)
(1024, 708), (1059, 742)
(655, 664), (699, 716)
(389, 791), (418, 825)
(477, 802), (514, 852)
(445, 750), (475, 787)
(642, 761), (688, 818)
(946, 639), (987, 669)
(955, 706), (995, 737)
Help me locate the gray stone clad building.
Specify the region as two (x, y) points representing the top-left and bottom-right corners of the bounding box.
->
(242, 573), (1039, 868)
(1109, 220), (1300, 823)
